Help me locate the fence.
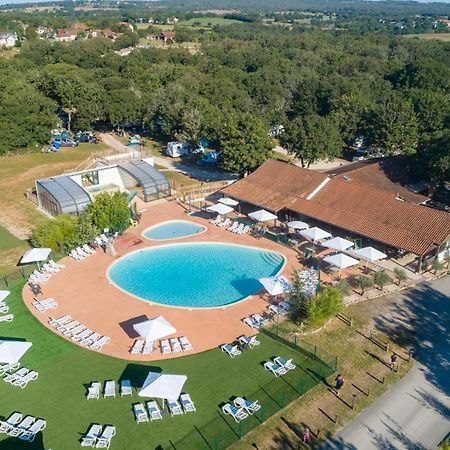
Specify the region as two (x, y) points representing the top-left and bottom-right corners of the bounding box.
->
(176, 181), (231, 202)
(166, 335), (336, 450)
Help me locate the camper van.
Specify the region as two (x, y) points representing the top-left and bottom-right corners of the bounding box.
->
(165, 142), (204, 158)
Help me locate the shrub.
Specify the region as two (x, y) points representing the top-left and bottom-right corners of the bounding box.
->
(431, 257), (443, 274)
(354, 275), (374, 295)
(287, 271), (309, 324)
(336, 279), (352, 297)
(373, 270), (391, 291)
(305, 286), (344, 328)
(394, 267), (407, 286)
(31, 215), (80, 253)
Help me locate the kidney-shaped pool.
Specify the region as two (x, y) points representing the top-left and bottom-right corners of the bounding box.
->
(108, 242), (285, 308)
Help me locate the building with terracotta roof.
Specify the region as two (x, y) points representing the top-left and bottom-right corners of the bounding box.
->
(222, 159), (450, 270)
(54, 29), (77, 42)
(160, 31), (176, 42)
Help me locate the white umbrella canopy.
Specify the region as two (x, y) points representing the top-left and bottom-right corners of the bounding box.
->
(0, 340), (32, 364)
(248, 209), (278, 222)
(300, 227), (331, 242)
(324, 253), (359, 270)
(133, 316), (176, 342)
(259, 275), (293, 296)
(323, 237), (354, 252)
(354, 247), (387, 262)
(20, 248), (51, 266)
(139, 372), (187, 400)
(206, 203), (234, 215)
(218, 197), (239, 206)
(0, 291), (11, 303)
(287, 221), (309, 230)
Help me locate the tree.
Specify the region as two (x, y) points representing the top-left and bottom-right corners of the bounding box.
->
(355, 275), (374, 295)
(287, 271), (309, 324)
(373, 270), (390, 291)
(85, 192), (131, 233)
(431, 258), (443, 274)
(394, 267), (407, 286)
(114, 31), (139, 50)
(336, 279), (352, 297)
(281, 114), (342, 168)
(31, 215), (78, 253)
(218, 112), (273, 174)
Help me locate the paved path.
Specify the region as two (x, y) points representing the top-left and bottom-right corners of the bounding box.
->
(325, 276), (450, 450)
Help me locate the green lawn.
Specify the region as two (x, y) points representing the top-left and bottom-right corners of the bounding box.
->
(0, 282), (332, 450)
(0, 226), (23, 251)
(178, 17), (244, 27)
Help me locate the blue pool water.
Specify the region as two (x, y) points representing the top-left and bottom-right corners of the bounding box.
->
(144, 220), (206, 240)
(108, 243), (285, 308)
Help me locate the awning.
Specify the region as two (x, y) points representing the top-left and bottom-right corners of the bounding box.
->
(354, 247), (387, 262)
(133, 316), (176, 342)
(259, 275), (293, 296)
(323, 253), (359, 270)
(323, 237), (354, 252)
(219, 197), (239, 206)
(138, 372), (187, 400)
(300, 227), (331, 242)
(20, 248), (51, 264)
(0, 291), (10, 303)
(0, 340), (32, 364)
(287, 220), (309, 230)
(206, 203), (234, 215)
(248, 209), (277, 222)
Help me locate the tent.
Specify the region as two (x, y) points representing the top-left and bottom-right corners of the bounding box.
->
(324, 253), (359, 270)
(219, 197), (239, 206)
(138, 372), (187, 400)
(259, 275), (293, 296)
(206, 203), (234, 215)
(133, 316), (176, 342)
(323, 237), (354, 252)
(20, 248), (51, 269)
(0, 340), (32, 364)
(300, 227), (331, 242)
(287, 221), (309, 230)
(248, 209), (277, 222)
(354, 247), (387, 262)
(0, 291), (10, 303)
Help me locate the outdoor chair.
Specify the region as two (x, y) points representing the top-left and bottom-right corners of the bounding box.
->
(0, 305), (9, 314)
(233, 397), (261, 414)
(120, 380), (132, 397)
(167, 399), (183, 416)
(80, 333), (100, 347)
(8, 416), (35, 437)
(0, 412), (22, 434)
(147, 401), (163, 421)
(222, 403), (248, 423)
(179, 336), (193, 351)
(0, 362), (19, 376)
(142, 341), (153, 355)
(130, 339), (144, 354)
(243, 316), (260, 330)
(72, 329), (93, 342)
(4, 368), (28, 384)
(18, 418), (46, 442)
(103, 381), (116, 398)
(95, 425), (116, 448)
(76, 247), (90, 258)
(0, 314), (13, 323)
(252, 314), (269, 327)
(180, 394), (196, 413)
(133, 403), (149, 423)
(274, 357), (296, 371)
(220, 344), (241, 358)
(57, 320), (80, 333)
(169, 338), (182, 353)
(64, 324), (86, 338)
(83, 244), (96, 255)
(48, 259), (65, 270)
(238, 335), (260, 349)
(81, 424), (103, 447)
(91, 336), (110, 351)
(227, 221), (239, 232)
(14, 370), (38, 389)
(264, 361), (287, 377)
(160, 339), (171, 354)
(48, 315), (71, 327)
(87, 382), (101, 400)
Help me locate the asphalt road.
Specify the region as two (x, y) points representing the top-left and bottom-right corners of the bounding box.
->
(324, 276), (450, 450)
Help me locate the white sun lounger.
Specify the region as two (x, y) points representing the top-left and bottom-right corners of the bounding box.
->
(130, 339), (144, 354)
(220, 344), (241, 358)
(95, 425), (116, 448)
(49, 259), (65, 270)
(4, 368), (28, 384)
(234, 397), (261, 414)
(274, 356), (296, 371)
(243, 317), (260, 329)
(170, 338), (182, 353)
(80, 333), (100, 347)
(222, 403), (248, 422)
(238, 225), (251, 235)
(238, 335), (260, 348)
(167, 399), (183, 416)
(160, 339), (171, 354)
(0, 412), (22, 434)
(81, 423), (103, 447)
(83, 244), (96, 255)
(0, 314), (13, 322)
(233, 223), (245, 234)
(32, 297), (58, 313)
(87, 382), (101, 400)
(179, 336), (193, 351)
(180, 394), (196, 413)
(0, 305), (9, 314)
(42, 263), (58, 274)
(58, 320), (80, 333)
(147, 401), (163, 421)
(91, 336), (110, 351)
(64, 324), (85, 337)
(8, 415), (35, 437)
(72, 329), (93, 342)
(120, 380), (132, 397)
(14, 370), (38, 389)
(76, 247), (91, 258)
(133, 403), (149, 423)
(103, 381), (116, 398)
(264, 361), (287, 377)
(69, 249), (84, 261)
(142, 341), (153, 354)
(18, 418), (46, 442)
(227, 221), (239, 232)
(49, 315), (71, 327)
(0, 362), (19, 376)
(252, 314), (269, 326)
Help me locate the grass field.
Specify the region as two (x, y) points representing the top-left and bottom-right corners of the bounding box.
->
(0, 226), (23, 251)
(402, 33), (450, 41)
(0, 282), (331, 450)
(178, 17), (244, 27)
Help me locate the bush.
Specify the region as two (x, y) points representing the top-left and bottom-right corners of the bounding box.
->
(354, 275), (374, 294)
(306, 286), (344, 328)
(336, 279), (352, 297)
(287, 271), (309, 324)
(394, 267), (407, 285)
(373, 270), (391, 291)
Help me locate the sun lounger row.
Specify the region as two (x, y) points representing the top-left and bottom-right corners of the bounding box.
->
(133, 394), (196, 423)
(32, 297), (58, 313)
(28, 269), (51, 285)
(0, 362), (20, 376)
(268, 301), (291, 316)
(264, 357), (296, 377)
(0, 300), (9, 314)
(41, 259), (65, 275)
(70, 244), (96, 261)
(48, 315), (110, 351)
(0, 412), (46, 442)
(87, 380), (132, 399)
(81, 424), (116, 448)
(2, 367), (38, 389)
(221, 335), (260, 358)
(130, 339), (154, 355)
(222, 396), (261, 423)
(243, 313), (269, 330)
(0, 314), (13, 323)
(227, 221), (251, 235)
(160, 336), (193, 354)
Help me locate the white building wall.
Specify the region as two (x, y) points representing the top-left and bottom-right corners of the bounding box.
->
(70, 174), (83, 186)
(97, 167), (126, 189)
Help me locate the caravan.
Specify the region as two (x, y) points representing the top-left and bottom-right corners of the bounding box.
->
(165, 142), (204, 158)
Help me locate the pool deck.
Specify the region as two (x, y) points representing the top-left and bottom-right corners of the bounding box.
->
(23, 201), (303, 361)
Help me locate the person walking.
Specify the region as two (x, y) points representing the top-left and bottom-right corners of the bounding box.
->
(334, 374), (345, 396)
(302, 426), (311, 444)
(389, 353), (397, 370)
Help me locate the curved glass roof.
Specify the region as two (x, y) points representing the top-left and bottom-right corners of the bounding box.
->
(119, 160), (170, 196)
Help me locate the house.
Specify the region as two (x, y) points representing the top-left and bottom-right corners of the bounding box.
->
(88, 29), (101, 38)
(70, 22), (88, 31)
(440, 19), (450, 28)
(166, 17), (179, 25)
(36, 26), (49, 36)
(0, 32), (17, 47)
(119, 22), (134, 32)
(160, 31), (176, 42)
(148, 17), (155, 24)
(54, 29), (77, 42)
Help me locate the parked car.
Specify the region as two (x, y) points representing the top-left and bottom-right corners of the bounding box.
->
(197, 151), (222, 166)
(352, 148), (384, 162)
(60, 138), (78, 147)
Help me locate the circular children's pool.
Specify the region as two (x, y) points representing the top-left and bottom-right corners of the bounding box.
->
(143, 220), (206, 241)
(108, 242), (285, 308)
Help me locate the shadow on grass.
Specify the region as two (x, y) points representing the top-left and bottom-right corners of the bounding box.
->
(120, 363), (162, 388)
(0, 433), (44, 449)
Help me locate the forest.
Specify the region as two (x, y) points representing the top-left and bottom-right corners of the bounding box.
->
(0, 11), (449, 184)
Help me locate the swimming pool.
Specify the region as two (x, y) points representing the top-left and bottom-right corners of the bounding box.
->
(143, 220), (206, 240)
(108, 242), (285, 308)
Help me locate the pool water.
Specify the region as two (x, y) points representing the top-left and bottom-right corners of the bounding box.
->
(144, 220), (206, 240)
(108, 243), (285, 308)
